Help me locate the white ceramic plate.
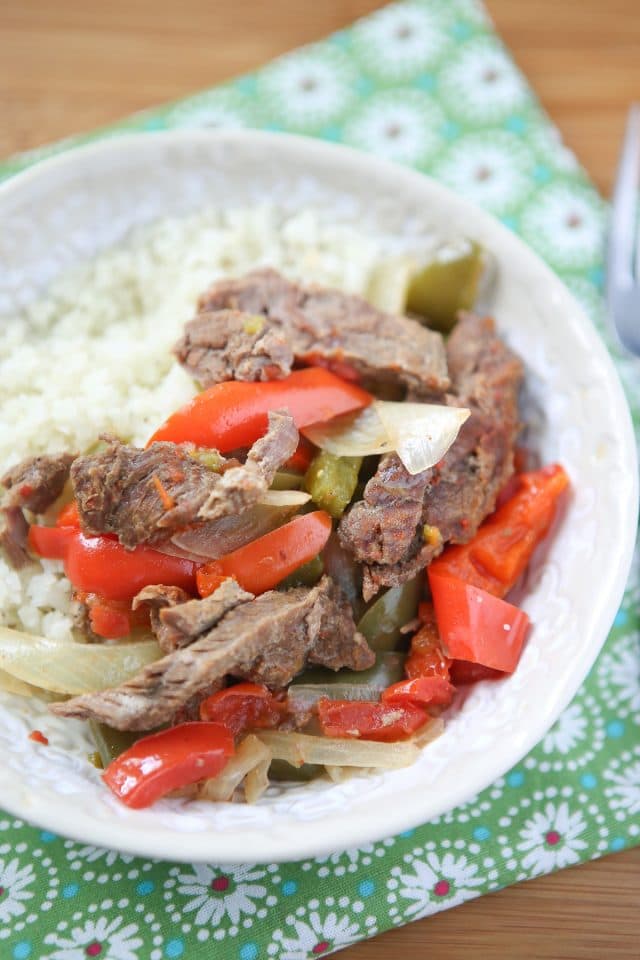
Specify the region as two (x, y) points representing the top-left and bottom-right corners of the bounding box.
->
(0, 131), (637, 864)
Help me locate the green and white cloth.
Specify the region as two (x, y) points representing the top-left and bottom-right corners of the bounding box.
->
(1, 2), (638, 957)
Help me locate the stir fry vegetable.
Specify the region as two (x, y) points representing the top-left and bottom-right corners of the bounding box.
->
(317, 698), (430, 742)
(199, 683), (284, 736)
(148, 368), (373, 451)
(406, 240), (491, 332)
(357, 577), (421, 652)
(102, 722), (234, 809)
(196, 511), (332, 597)
(304, 451), (362, 518)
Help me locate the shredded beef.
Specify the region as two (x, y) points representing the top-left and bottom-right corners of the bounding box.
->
(177, 268), (449, 396)
(50, 576), (374, 730)
(339, 312), (523, 598)
(0, 507), (32, 569)
(133, 579), (251, 654)
(71, 411), (298, 548)
(1, 453), (74, 514)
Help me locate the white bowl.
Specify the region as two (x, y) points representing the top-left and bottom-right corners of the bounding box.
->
(0, 131), (637, 863)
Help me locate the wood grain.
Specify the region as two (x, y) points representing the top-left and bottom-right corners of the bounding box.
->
(1, 1), (639, 956)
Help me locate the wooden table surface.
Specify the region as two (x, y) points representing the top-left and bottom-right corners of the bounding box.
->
(1, 1), (639, 957)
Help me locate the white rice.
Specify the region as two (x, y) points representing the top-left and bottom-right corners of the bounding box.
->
(0, 205), (391, 640)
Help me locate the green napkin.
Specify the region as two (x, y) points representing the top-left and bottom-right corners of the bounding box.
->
(1, 2), (638, 958)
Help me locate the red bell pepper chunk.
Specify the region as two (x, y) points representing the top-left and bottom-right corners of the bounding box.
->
(196, 511), (332, 597)
(316, 698), (430, 742)
(89, 601), (132, 639)
(28, 730), (49, 745)
(428, 464), (569, 599)
(199, 683), (284, 737)
(382, 676), (455, 708)
(56, 501), (81, 528)
(148, 367), (372, 452)
(428, 572), (530, 674)
(285, 437), (316, 473)
(29, 526), (198, 602)
(102, 722), (235, 809)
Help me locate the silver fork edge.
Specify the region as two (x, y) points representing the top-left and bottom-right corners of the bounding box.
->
(606, 103), (640, 356)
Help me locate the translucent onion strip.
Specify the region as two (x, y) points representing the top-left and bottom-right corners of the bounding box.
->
(0, 667), (47, 699)
(0, 627), (161, 694)
(376, 402), (470, 476)
(257, 730), (419, 769)
(304, 401), (470, 476)
(197, 734), (270, 803)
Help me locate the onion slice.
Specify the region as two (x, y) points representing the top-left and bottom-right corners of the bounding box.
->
(0, 627), (161, 694)
(375, 401), (470, 475)
(304, 401), (470, 476)
(257, 730), (419, 769)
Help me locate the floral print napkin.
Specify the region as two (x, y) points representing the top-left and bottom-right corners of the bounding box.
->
(1, 2), (638, 958)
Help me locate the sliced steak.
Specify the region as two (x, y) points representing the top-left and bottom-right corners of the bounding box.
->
(0, 507), (32, 569)
(50, 576), (374, 730)
(1, 452), (74, 514)
(175, 308), (293, 385)
(133, 579), (251, 653)
(179, 268), (449, 396)
(340, 313), (523, 598)
(71, 411), (298, 548)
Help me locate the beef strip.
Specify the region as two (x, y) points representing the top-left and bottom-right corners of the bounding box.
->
(71, 411), (298, 548)
(133, 580), (251, 653)
(1, 452), (75, 514)
(177, 268), (449, 396)
(0, 452), (75, 569)
(0, 507), (31, 569)
(51, 576), (374, 730)
(339, 312), (524, 598)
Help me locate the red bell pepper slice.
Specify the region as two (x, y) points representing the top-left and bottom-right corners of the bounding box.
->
(147, 368), (372, 452)
(199, 683), (284, 736)
(428, 572), (530, 674)
(428, 464), (569, 599)
(317, 698), (430, 742)
(29, 526), (198, 602)
(102, 722), (235, 809)
(382, 676), (455, 708)
(285, 437), (316, 473)
(196, 511), (332, 597)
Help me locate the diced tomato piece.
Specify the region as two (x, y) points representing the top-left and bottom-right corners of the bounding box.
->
(429, 572), (530, 674)
(317, 698), (430, 742)
(382, 676), (455, 708)
(406, 602), (451, 682)
(89, 601), (131, 639)
(148, 368), (372, 452)
(199, 683), (284, 737)
(102, 722), (234, 809)
(28, 524), (76, 560)
(28, 730), (49, 745)
(449, 661), (504, 685)
(196, 511), (332, 597)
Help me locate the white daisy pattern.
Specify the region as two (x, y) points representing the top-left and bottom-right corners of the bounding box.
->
(43, 917), (142, 960)
(389, 851), (485, 920)
(352, 2), (450, 80)
(163, 89), (252, 130)
(432, 131), (533, 214)
(344, 90), (445, 166)
(0, 856), (35, 924)
(166, 863), (270, 928)
(597, 636), (640, 718)
(604, 751), (640, 817)
(517, 801), (589, 876)
(65, 843), (134, 868)
(519, 181), (606, 270)
(542, 703), (588, 755)
(259, 47), (356, 129)
(269, 909), (364, 959)
(440, 36), (530, 124)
